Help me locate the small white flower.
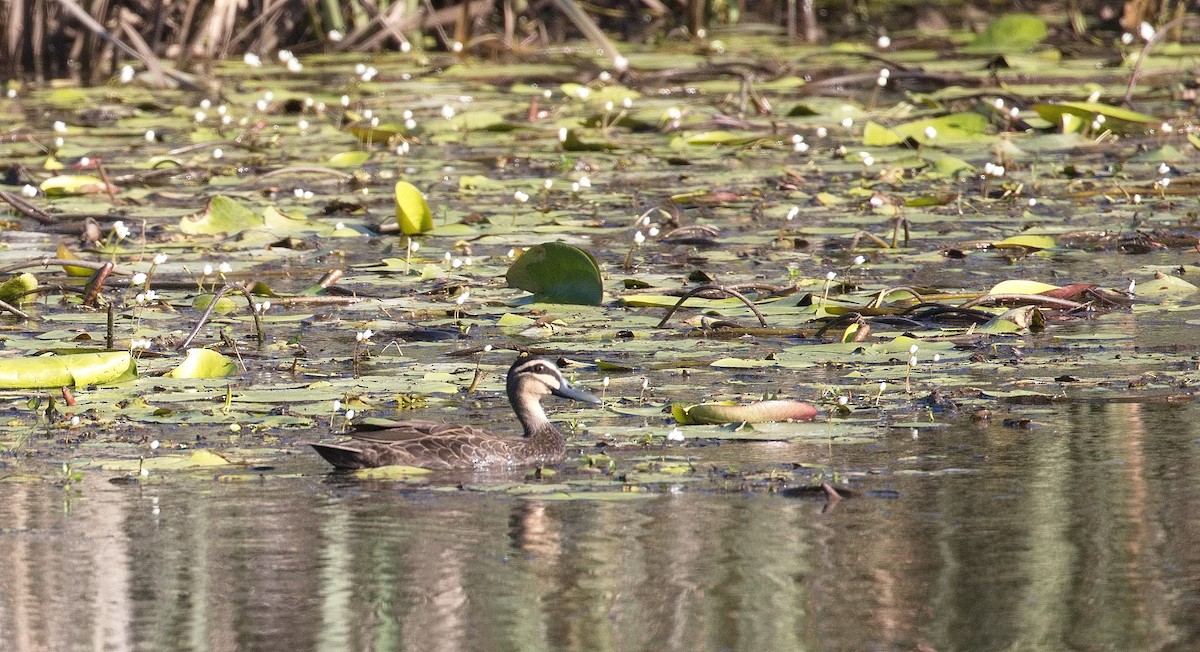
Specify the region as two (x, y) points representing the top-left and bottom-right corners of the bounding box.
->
(332, 400), (342, 411)
(144, 130), (155, 142)
(932, 354), (941, 363)
(838, 396), (849, 406)
(879, 381), (887, 392)
(877, 35), (891, 48)
(578, 177), (591, 188)
(1121, 32), (1134, 45)
(212, 148), (223, 159)
(144, 290), (158, 301)
(911, 428), (919, 440)
(243, 52), (262, 67)
(647, 226), (660, 237)
(52, 120), (67, 133)
(558, 127), (568, 142)
(441, 105), (456, 120)
(1162, 122), (1174, 133)
(20, 184), (37, 198)
(634, 231), (646, 245)
(194, 110), (206, 123)
(451, 258), (463, 269)
(602, 377), (610, 388)
(1139, 21), (1155, 41)
(841, 117), (854, 128)
(861, 155), (875, 167)
(1158, 163), (1171, 175)
(1133, 194), (1142, 204)
(451, 41), (464, 53)
(409, 241), (420, 252)
(120, 66), (135, 84)
(199, 99), (212, 110)
(218, 262), (232, 274)
(455, 289), (470, 305)
(923, 126), (937, 140)
(879, 68), (890, 79)
(150, 440), (160, 450)
(825, 271), (837, 281)
(202, 264), (213, 276)
(345, 409), (356, 420)
(340, 95), (350, 107)
(328, 30), (343, 42)
(1127, 278), (1136, 294)
(786, 206), (800, 221)
(513, 190), (530, 203)
(140, 468), (150, 477)
(1159, 177), (1171, 188)
(113, 221), (131, 239)
(667, 427), (685, 442)
(132, 272), (148, 285)
(1028, 198), (1037, 207)
(613, 55), (629, 72)
(816, 127), (828, 138)
(853, 255), (866, 265)
(286, 58), (303, 73)
(908, 355), (918, 366)
(994, 98), (1005, 109)
(277, 49), (294, 62)
(604, 100), (614, 112)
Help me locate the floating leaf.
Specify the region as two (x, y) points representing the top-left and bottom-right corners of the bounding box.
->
(0, 272), (37, 305)
(505, 242), (603, 305)
(992, 235), (1056, 250)
(353, 465), (434, 480)
(1136, 272), (1199, 301)
(1032, 102), (1157, 134)
(165, 348), (237, 379)
(988, 280), (1060, 295)
(863, 112), (989, 147)
(673, 400), (819, 425)
(101, 449), (232, 471)
(327, 151), (372, 168)
(192, 294), (238, 314)
(180, 195), (264, 235)
(394, 181), (433, 235)
(964, 13), (1048, 52)
(55, 244), (95, 277)
(39, 174), (117, 196)
(0, 351), (136, 388)
(977, 306), (1045, 334)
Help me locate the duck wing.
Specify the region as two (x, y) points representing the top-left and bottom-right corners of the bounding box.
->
(346, 420), (478, 442)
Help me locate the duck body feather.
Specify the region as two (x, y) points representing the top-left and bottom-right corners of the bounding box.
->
(310, 356), (600, 470)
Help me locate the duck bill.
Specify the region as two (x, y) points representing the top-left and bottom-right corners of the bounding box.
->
(553, 382), (602, 405)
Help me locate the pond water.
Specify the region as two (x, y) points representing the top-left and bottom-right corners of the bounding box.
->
(4, 26), (1200, 651)
(3, 397), (1199, 651)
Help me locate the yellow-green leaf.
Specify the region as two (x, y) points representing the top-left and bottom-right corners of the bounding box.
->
(0, 351), (137, 388)
(394, 181), (433, 235)
(165, 348), (237, 379)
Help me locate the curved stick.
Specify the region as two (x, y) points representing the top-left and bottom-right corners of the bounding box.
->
(177, 284), (265, 351)
(1123, 16), (1188, 107)
(654, 284), (769, 328)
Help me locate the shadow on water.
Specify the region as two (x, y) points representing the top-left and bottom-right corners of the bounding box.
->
(2, 400), (1200, 650)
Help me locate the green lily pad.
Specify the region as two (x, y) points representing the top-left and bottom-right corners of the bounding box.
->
(506, 242), (603, 305)
(180, 195), (264, 235)
(964, 13), (1048, 53)
(673, 400), (819, 425)
(0, 351), (137, 388)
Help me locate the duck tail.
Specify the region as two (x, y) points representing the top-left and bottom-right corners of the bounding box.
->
(309, 442), (368, 470)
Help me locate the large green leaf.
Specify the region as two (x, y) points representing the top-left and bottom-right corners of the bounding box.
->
(1032, 102), (1158, 134)
(505, 242), (603, 305)
(964, 13), (1048, 53)
(180, 195), (264, 235)
(863, 112), (990, 147)
(394, 181), (433, 235)
(0, 351), (137, 388)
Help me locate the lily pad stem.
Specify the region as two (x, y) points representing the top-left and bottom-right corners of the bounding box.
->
(177, 284), (264, 351)
(655, 284), (768, 328)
